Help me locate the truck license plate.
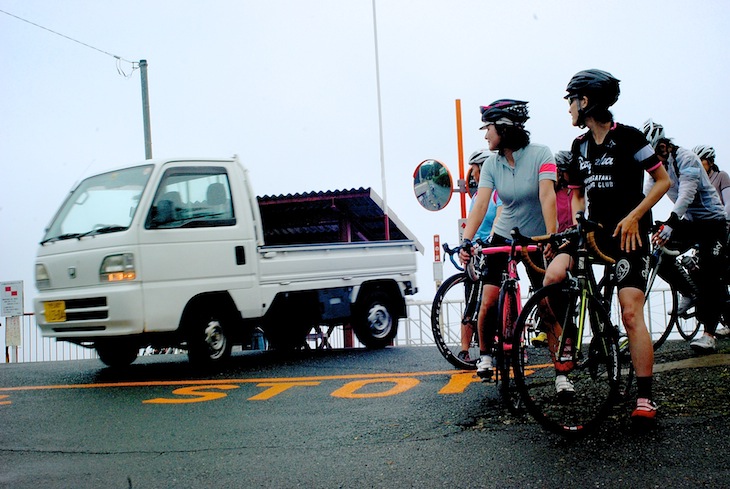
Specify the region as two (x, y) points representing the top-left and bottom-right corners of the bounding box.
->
(44, 301), (67, 323)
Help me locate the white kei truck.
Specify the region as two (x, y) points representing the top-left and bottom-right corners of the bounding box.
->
(33, 156), (420, 367)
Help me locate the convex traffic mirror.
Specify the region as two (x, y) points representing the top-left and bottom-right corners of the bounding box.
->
(413, 159), (453, 211)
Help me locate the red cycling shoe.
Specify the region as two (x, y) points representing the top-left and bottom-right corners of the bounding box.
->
(631, 398), (658, 420)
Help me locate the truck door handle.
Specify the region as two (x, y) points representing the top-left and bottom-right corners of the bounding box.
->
(235, 246), (246, 265)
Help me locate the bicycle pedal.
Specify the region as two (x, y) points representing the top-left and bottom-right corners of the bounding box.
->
(476, 371), (494, 382)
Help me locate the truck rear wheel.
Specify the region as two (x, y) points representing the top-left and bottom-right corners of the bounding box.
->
(96, 340), (138, 368)
(187, 313), (232, 366)
(353, 291), (397, 349)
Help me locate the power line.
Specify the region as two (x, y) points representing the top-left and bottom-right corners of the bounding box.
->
(0, 8), (137, 76)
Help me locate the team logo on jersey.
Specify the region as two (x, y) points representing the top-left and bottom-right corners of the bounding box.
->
(616, 258), (631, 283)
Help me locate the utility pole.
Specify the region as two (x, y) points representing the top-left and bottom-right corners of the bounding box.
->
(139, 59), (153, 159)
(371, 0), (389, 240)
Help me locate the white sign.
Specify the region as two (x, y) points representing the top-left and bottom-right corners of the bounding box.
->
(1, 281), (24, 317)
(458, 218), (468, 243)
(5, 316), (21, 347)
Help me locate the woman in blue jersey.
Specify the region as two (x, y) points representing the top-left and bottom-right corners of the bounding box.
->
(460, 99), (557, 379)
(467, 149), (503, 243)
(545, 70), (670, 424)
(643, 121), (728, 353)
(458, 149), (504, 363)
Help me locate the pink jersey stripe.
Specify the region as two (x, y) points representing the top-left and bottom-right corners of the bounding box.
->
(646, 161), (662, 173)
(540, 162), (557, 174)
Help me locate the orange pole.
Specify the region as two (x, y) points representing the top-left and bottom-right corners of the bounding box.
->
(455, 99), (466, 219)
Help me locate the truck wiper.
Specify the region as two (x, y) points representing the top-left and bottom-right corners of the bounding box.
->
(77, 225), (129, 238)
(41, 226), (129, 245)
(40, 233), (83, 245)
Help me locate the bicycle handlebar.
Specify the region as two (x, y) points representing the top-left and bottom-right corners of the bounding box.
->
(511, 211), (617, 270)
(442, 240), (540, 274)
(442, 242), (465, 271)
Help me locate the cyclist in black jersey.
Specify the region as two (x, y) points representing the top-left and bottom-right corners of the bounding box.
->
(643, 120), (728, 353)
(543, 69), (670, 424)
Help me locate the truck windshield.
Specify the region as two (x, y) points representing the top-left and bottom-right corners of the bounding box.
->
(41, 165), (154, 243)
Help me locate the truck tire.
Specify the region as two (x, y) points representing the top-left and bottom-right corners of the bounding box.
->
(187, 312), (233, 366)
(96, 340), (138, 368)
(353, 291), (397, 349)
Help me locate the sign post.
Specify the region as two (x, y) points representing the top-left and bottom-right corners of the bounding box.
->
(433, 235), (443, 287)
(2, 281), (24, 362)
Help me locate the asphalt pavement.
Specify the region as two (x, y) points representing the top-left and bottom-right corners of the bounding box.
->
(0, 338), (728, 488)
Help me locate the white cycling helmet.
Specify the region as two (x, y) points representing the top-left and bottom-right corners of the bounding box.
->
(468, 149), (491, 166)
(692, 144), (716, 161)
(642, 119), (667, 148)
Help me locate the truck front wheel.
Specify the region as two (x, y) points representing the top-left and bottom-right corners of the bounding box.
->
(187, 313), (232, 366)
(353, 292), (397, 349)
(96, 340), (138, 368)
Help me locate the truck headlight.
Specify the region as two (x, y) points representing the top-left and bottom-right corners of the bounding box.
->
(36, 263), (51, 289)
(100, 253), (136, 282)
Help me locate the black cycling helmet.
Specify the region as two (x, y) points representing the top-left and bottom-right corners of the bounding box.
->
(565, 69), (620, 126)
(480, 99), (529, 129)
(565, 69), (620, 106)
(468, 149), (491, 166)
(554, 150), (572, 172)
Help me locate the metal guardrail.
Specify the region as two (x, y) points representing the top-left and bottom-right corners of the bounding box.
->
(2, 314), (99, 363)
(2, 288), (677, 363)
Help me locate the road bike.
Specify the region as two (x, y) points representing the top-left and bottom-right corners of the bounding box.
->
(431, 238), (539, 412)
(510, 213), (621, 435)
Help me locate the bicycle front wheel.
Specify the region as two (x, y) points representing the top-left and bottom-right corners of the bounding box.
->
(431, 273), (480, 370)
(513, 282), (620, 435)
(497, 282), (522, 414)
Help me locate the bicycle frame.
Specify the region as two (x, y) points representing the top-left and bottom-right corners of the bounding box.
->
(433, 241), (537, 373)
(481, 243), (538, 350)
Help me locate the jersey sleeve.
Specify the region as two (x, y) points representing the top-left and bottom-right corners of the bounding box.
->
(672, 149), (702, 218)
(536, 145), (557, 182)
(626, 125), (661, 172)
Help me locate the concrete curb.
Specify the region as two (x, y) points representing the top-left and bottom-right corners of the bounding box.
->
(654, 353), (730, 373)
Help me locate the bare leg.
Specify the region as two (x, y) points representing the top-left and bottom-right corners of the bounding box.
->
(477, 284), (500, 353)
(618, 287), (653, 378)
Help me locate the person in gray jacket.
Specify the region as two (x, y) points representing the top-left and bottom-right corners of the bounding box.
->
(643, 120), (728, 353)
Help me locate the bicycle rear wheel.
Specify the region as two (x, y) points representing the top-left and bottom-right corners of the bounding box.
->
(513, 282), (620, 435)
(496, 282), (522, 414)
(613, 282), (678, 353)
(673, 285), (700, 340)
(431, 273), (480, 370)
(646, 283), (678, 350)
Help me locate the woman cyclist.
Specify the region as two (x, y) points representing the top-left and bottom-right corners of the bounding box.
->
(693, 145), (730, 220)
(459, 99), (557, 380)
(530, 150), (580, 348)
(458, 149), (503, 363)
(543, 70), (670, 424)
(694, 145), (730, 338)
(643, 122), (727, 353)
